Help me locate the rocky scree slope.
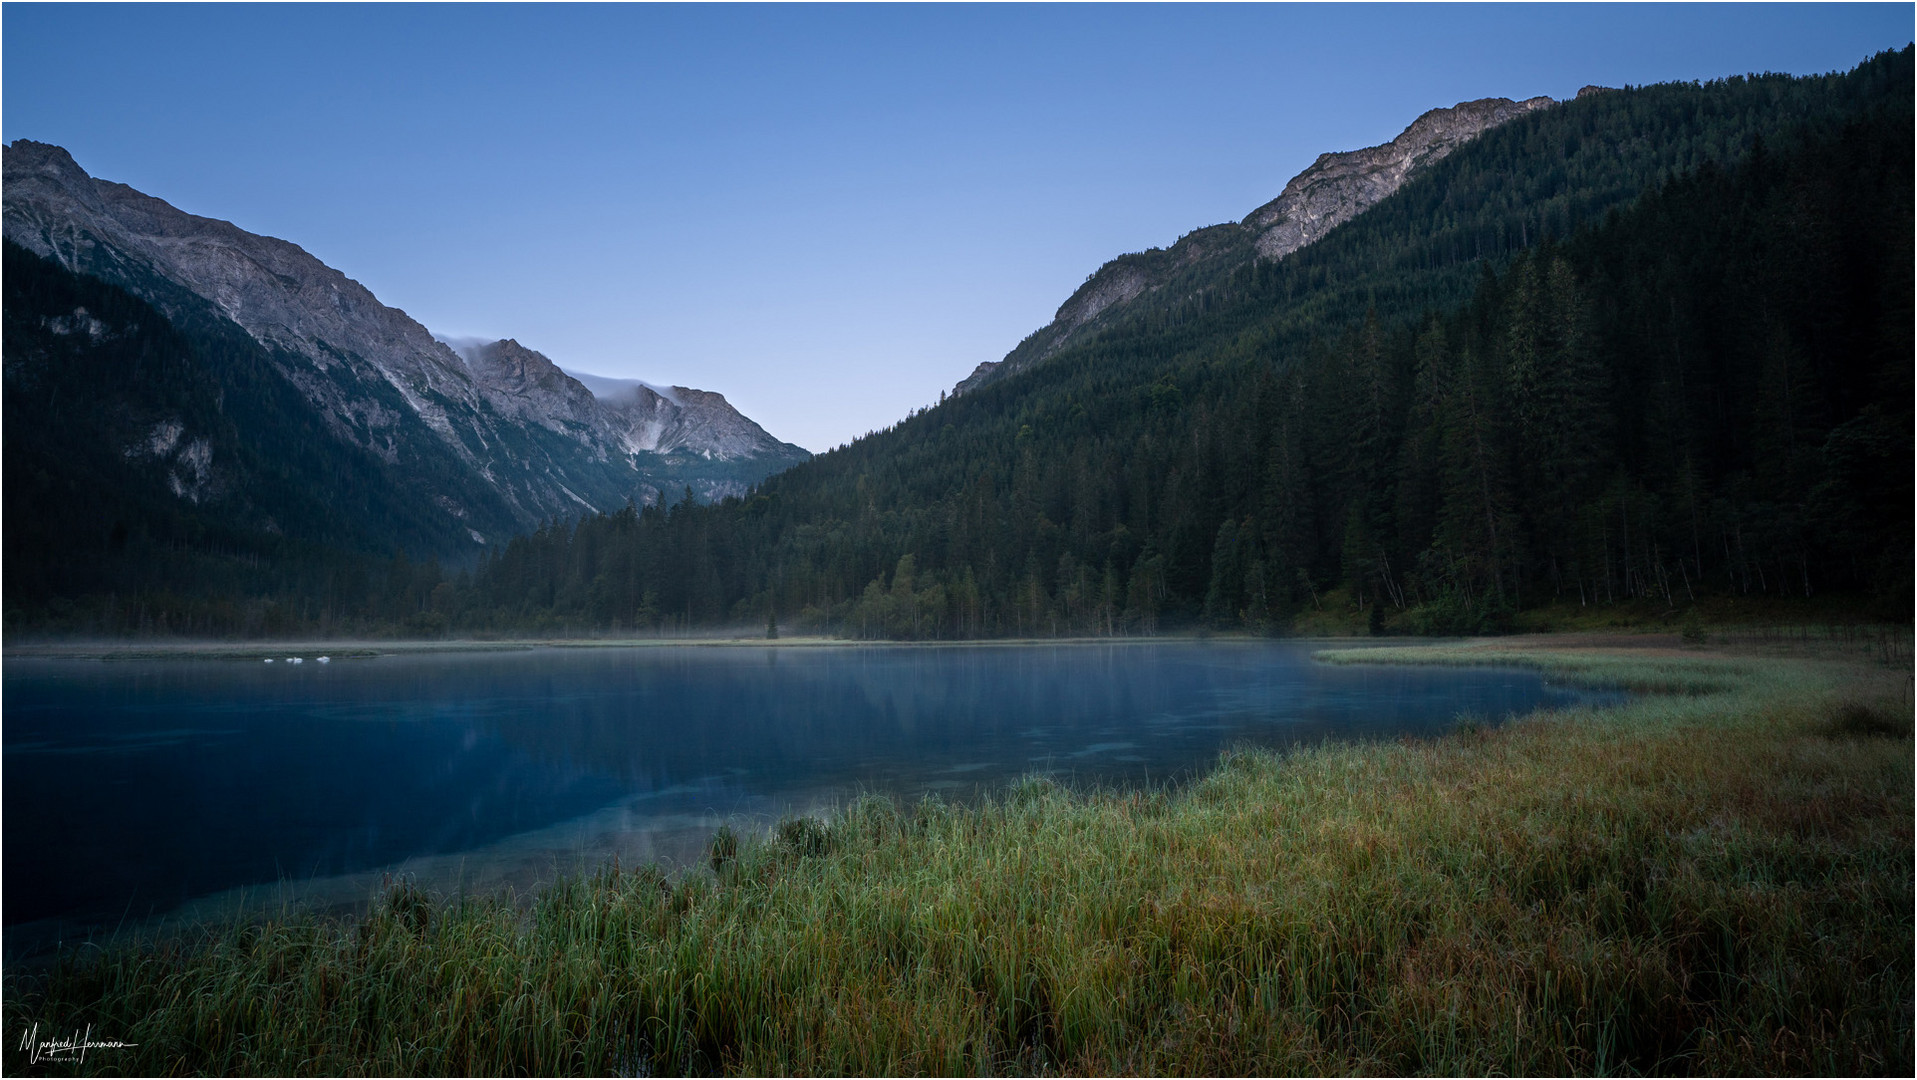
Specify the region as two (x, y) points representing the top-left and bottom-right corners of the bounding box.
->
(954, 94), (1554, 395)
(2, 141), (807, 544)
(443, 337), (804, 468)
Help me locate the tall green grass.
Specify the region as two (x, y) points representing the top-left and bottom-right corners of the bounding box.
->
(7, 647), (1910, 1075)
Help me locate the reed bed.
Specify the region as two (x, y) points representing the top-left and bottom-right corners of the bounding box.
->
(6, 645), (1910, 1075)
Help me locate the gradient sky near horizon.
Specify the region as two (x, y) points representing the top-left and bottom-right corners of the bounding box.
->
(5, 4), (1910, 452)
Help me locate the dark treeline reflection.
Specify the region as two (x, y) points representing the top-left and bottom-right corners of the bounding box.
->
(4, 644), (1611, 930)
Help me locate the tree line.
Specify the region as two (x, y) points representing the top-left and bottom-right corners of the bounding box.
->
(440, 65), (1911, 638)
(7, 50), (1907, 637)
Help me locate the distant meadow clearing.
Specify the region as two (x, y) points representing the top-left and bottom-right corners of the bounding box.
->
(4, 636), (1910, 1076)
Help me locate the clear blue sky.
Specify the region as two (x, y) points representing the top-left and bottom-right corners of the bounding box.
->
(5, 3), (1910, 451)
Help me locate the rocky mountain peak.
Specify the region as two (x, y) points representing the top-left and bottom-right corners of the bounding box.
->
(438, 336), (605, 436)
(6, 141), (812, 528)
(1243, 95), (1555, 261)
(446, 337), (582, 401)
(434, 334), (805, 467)
(4, 141), (109, 214)
(593, 374), (797, 464)
(952, 92), (1558, 397)
(5, 138), (479, 453)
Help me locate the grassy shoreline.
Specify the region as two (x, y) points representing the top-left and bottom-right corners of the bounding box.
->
(5, 600), (1909, 663)
(5, 639), (1910, 1075)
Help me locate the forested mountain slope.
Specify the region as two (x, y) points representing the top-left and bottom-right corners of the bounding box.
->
(2, 242), (489, 632)
(954, 92), (1557, 395)
(452, 50), (1910, 637)
(2, 145), (804, 634)
(2, 143), (809, 526)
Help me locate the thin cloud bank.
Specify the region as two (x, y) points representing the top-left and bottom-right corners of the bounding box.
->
(433, 332), (683, 405)
(561, 368), (683, 407)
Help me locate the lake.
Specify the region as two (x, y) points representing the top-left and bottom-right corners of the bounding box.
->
(3, 640), (1615, 949)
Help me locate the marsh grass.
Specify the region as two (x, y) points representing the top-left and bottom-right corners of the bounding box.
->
(6, 645), (1910, 1075)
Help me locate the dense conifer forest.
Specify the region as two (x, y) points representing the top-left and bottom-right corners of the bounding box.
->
(1, 241), (496, 635)
(443, 52), (1912, 638)
(4, 50), (1908, 637)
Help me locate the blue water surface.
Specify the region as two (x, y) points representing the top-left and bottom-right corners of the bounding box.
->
(3, 641), (1615, 939)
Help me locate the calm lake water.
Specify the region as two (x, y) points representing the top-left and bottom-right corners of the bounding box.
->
(3, 641), (1614, 945)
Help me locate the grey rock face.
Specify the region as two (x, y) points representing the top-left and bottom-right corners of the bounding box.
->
(442, 336), (801, 462)
(1054, 262), (1153, 338)
(4, 140), (808, 530)
(952, 94), (1555, 397)
(123, 418), (220, 504)
(451, 337), (605, 436)
(1243, 96), (1554, 261)
(952, 360), (1003, 396)
(618, 385), (794, 462)
(4, 141), (479, 460)
(554, 369), (794, 461)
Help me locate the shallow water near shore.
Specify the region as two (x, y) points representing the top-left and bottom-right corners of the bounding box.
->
(4, 640), (1616, 952)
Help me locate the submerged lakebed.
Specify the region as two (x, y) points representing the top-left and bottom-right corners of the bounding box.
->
(4, 640), (1617, 950)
